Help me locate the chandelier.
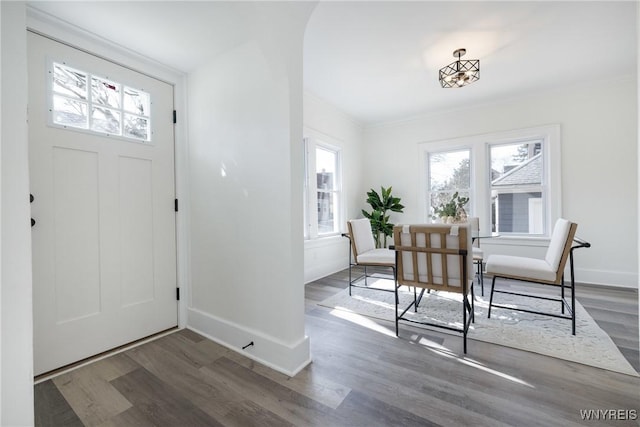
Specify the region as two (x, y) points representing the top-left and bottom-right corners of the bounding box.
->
(439, 48), (480, 88)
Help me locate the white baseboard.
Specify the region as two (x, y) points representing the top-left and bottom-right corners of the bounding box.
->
(187, 308), (311, 377)
(573, 268), (638, 289)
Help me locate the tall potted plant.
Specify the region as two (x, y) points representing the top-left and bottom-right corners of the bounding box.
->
(362, 186), (404, 248)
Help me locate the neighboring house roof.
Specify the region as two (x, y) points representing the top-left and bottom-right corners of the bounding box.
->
(492, 153), (542, 186)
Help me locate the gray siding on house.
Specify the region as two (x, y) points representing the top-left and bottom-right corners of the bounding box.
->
(497, 192), (542, 232)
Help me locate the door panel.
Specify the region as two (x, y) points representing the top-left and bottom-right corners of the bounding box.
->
(52, 147), (101, 323)
(28, 32), (178, 375)
(119, 156), (155, 308)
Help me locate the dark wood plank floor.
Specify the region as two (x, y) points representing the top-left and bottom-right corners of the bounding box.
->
(35, 269), (640, 426)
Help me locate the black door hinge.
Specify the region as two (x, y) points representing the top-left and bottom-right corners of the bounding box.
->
(173, 110), (177, 124)
(174, 198), (178, 212)
(176, 287), (180, 301)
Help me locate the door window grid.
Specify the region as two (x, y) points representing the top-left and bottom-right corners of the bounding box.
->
(50, 62), (151, 142)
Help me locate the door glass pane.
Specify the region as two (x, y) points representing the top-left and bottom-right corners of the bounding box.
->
(91, 77), (121, 108)
(53, 95), (88, 129)
(91, 107), (121, 135)
(124, 114), (149, 141)
(490, 140), (544, 234)
(123, 87), (150, 116)
(53, 63), (87, 100)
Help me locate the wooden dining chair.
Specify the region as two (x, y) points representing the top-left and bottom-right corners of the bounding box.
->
(392, 223), (475, 353)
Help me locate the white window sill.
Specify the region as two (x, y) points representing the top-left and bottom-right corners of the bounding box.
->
(482, 235), (550, 248)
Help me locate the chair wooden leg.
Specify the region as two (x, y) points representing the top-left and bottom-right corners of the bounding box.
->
(487, 276), (498, 318)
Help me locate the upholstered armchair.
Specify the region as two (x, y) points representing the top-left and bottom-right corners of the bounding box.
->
(485, 218), (590, 334)
(343, 218), (397, 297)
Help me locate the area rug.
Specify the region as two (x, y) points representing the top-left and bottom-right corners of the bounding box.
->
(318, 278), (638, 376)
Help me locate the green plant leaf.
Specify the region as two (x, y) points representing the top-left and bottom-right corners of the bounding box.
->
(382, 186), (391, 201)
(362, 186), (404, 247)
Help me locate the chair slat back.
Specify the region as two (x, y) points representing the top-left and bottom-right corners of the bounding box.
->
(393, 224), (472, 294)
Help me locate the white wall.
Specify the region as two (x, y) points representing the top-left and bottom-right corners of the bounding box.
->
(303, 92), (364, 283)
(187, 3), (315, 376)
(363, 77), (638, 288)
(1, 2), (34, 425)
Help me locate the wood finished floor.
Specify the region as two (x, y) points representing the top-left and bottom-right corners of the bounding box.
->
(35, 269), (639, 426)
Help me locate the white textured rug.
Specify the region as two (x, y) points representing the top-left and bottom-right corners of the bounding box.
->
(319, 278), (638, 376)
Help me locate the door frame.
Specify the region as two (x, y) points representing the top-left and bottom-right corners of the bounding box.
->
(27, 12), (191, 331)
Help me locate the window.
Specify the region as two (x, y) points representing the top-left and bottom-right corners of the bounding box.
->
(427, 149), (471, 219)
(490, 140), (544, 235)
(421, 125), (561, 238)
(304, 134), (342, 239)
(50, 61), (151, 142)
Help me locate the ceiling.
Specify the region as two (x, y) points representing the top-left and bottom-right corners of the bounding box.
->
(305, 1), (637, 124)
(28, 1), (637, 125)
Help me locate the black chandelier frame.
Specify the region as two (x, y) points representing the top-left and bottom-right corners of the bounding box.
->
(439, 48), (480, 88)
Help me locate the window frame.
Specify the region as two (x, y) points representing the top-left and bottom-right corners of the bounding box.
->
(303, 131), (344, 240)
(47, 58), (153, 144)
(419, 124), (561, 240)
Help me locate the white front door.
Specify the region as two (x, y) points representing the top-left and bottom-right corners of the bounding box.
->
(28, 32), (178, 375)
